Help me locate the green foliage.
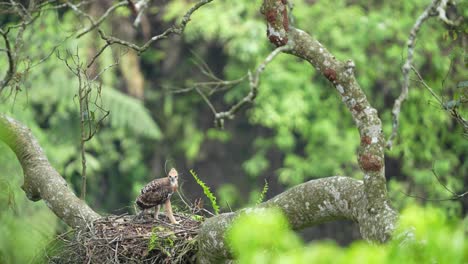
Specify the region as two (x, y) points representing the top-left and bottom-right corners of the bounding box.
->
(227, 205), (467, 264)
(243, 152), (270, 178)
(206, 128), (231, 142)
(255, 180), (269, 205)
(190, 169), (220, 215)
(101, 86), (162, 140)
(148, 227), (160, 252)
(0, 144), (58, 264)
(227, 208), (302, 263)
(147, 226), (175, 256)
(217, 183), (241, 210)
(190, 214), (204, 221)
(391, 205), (466, 264)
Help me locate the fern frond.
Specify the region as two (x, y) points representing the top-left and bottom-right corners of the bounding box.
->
(100, 87), (162, 139)
(256, 179), (269, 205)
(190, 169), (219, 215)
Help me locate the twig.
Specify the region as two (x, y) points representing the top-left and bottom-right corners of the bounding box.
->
(430, 164), (456, 196)
(130, 0), (150, 27)
(76, 1), (128, 38)
(195, 87), (217, 115)
(401, 162), (468, 201)
(400, 190), (468, 201)
(77, 59), (88, 200)
(435, 0), (460, 26)
(96, 0), (214, 55)
(57, 48), (112, 199)
(0, 28), (15, 92)
(387, 0), (442, 148)
(411, 66), (467, 134)
(411, 66), (443, 104)
(170, 51), (247, 95)
(213, 46), (289, 127)
(87, 43), (110, 69)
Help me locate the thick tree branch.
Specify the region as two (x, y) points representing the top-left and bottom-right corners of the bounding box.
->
(261, 0), (390, 214)
(0, 114), (100, 228)
(197, 176), (397, 263)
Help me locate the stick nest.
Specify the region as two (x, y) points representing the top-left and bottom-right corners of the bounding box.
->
(45, 213), (203, 264)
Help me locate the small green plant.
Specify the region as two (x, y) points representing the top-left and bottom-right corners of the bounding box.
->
(256, 179), (269, 205)
(148, 226), (164, 251)
(148, 227), (176, 257)
(190, 169), (220, 215)
(190, 214), (204, 221)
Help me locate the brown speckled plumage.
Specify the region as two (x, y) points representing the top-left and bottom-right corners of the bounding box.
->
(135, 168), (179, 224)
(136, 177), (176, 209)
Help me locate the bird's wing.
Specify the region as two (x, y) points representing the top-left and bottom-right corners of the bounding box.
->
(140, 178), (165, 194)
(136, 178), (172, 209)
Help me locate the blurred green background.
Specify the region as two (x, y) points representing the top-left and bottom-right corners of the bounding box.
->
(0, 0), (466, 263)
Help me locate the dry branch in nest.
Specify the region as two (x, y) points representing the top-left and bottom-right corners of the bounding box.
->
(45, 212), (203, 264)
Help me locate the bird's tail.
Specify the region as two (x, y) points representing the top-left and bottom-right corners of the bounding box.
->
(135, 197), (144, 210)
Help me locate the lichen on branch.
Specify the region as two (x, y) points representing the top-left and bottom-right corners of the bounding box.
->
(0, 114), (100, 228)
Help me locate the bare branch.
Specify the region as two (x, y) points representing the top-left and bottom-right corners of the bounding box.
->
(195, 87), (217, 116)
(387, 0), (442, 148)
(0, 0), (43, 94)
(75, 1), (128, 38)
(87, 42), (111, 69)
(411, 66), (468, 135)
(411, 66), (443, 104)
(436, 0), (461, 26)
(171, 77), (246, 95)
(0, 29), (16, 92)
(400, 190), (468, 202)
(401, 164), (468, 201)
(57, 48), (113, 199)
(387, 0), (464, 148)
(213, 46), (288, 127)
(95, 0), (214, 54)
(37, 0), (93, 11)
(129, 0), (150, 28)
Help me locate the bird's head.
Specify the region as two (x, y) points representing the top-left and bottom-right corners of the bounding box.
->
(168, 168), (178, 186)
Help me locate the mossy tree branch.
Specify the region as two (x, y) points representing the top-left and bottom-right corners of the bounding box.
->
(0, 114), (100, 228)
(196, 0), (402, 261)
(262, 0), (396, 223)
(197, 176), (397, 263)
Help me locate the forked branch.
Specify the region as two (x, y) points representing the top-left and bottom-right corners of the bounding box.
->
(388, 0), (462, 148)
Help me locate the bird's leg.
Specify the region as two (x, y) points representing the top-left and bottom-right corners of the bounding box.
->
(154, 205), (161, 219)
(164, 199), (179, 224)
(134, 209), (145, 221)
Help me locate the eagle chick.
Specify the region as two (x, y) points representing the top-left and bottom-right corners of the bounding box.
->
(136, 168), (179, 224)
